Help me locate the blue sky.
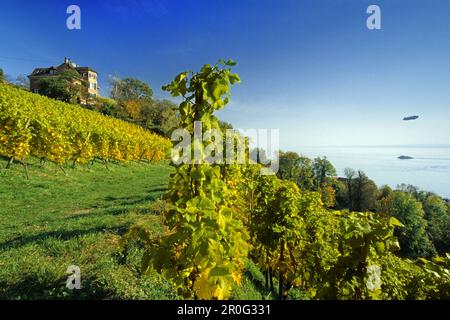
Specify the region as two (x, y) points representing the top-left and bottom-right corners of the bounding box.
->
(1, 0), (449, 150)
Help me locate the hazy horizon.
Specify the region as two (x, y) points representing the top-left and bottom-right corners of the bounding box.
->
(294, 144), (450, 148)
(299, 144), (450, 198)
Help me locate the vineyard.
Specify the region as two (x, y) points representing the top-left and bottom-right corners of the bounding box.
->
(122, 61), (450, 300)
(0, 83), (171, 169)
(1, 65), (449, 300)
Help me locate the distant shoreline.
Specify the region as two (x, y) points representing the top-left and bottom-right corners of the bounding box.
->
(296, 144), (450, 149)
(297, 145), (450, 199)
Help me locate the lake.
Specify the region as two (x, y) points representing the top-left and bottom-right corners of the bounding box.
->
(299, 145), (450, 199)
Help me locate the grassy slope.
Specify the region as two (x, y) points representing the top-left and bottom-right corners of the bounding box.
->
(0, 157), (267, 300)
(0, 84), (266, 299)
(0, 157), (177, 299)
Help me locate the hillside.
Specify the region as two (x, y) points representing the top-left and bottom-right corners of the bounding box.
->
(1, 67), (448, 301)
(0, 157), (271, 299)
(0, 157), (176, 299)
(0, 83), (171, 166)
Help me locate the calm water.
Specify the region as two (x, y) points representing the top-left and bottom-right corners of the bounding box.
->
(299, 145), (450, 199)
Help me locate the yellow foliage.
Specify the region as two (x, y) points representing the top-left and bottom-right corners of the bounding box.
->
(193, 269), (215, 299)
(123, 99), (142, 120)
(0, 83), (171, 164)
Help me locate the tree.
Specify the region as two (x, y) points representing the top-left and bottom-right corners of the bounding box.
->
(110, 77), (153, 102)
(122, 99), (143, 120)
(340, 169), (379, 212)
(398, 184), (430, 203)
(312, 156), (337, 188)
(334, 179), (349, 209)
(353, 170), (378, 212)
(14, 74), (30, 90)
(0, 68), (4, 83)
(140, 99), (179, 136)
(320, 183), (336, 208)
(278, 151), (300, 180)
(378, 185), (393, 200)
(378, 191), (435, 258)
(87, 96), (117, 115)
(38, 70), (85, 103)
(343, 168), (356, 210)
(296, 156), (315, 191)
(395, 186), (450, 254)
(106, 76), (179, 137)
(423, 195), (450, 255)
(218, 120), (233, 131)
(312, 157), (337, 208)
(278, 151), (314, 190)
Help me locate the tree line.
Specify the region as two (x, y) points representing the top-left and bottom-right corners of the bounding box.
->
(0, 66), (179, 138)
(277, 151), (450, 259)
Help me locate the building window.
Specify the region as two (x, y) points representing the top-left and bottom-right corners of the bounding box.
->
(34, 89), (39, 93)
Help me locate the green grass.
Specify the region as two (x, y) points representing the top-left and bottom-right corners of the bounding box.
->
(0, 157), (177, 299)
(0, 157), (274, 300)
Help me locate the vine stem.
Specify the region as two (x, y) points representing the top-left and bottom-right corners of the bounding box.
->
(20, 159), (30, 180)
(5, 157), (13, 169)
(59, 164), (67, 175)
(279, 239), (285, 300)
(103, 159), (110, 171)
